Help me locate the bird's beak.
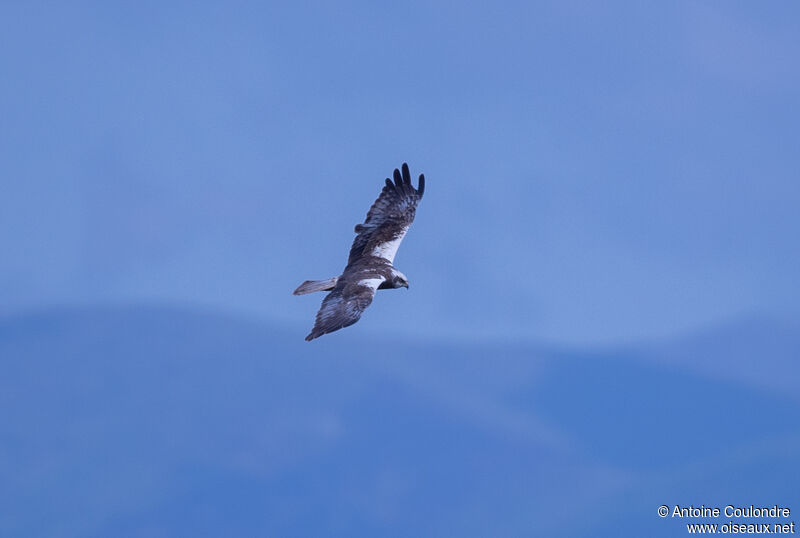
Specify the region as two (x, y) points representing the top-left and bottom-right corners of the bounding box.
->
(404, 282), (409, 289)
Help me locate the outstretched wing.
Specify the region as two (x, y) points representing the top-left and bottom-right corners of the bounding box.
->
(348, 162), (425, 265)
(305, 277), (384, 341)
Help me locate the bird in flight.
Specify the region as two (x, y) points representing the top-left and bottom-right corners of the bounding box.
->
(294, 163), (425, 341)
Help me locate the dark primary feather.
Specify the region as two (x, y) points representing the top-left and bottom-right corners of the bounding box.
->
(348, 162), (424, 265)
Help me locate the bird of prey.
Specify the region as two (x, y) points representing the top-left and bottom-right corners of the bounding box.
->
(294, 163), (425, 341)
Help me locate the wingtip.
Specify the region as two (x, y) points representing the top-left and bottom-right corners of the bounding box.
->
(392, 168), (403, 189)
(401, 163), (411, 185)
(305, 333), (315, 341)
(417, 173), (425, 197)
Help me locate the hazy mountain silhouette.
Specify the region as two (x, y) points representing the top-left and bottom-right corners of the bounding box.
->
(2, 306), (798, 537)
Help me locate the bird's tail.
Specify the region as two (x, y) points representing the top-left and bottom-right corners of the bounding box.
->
(292, 277), (339, 295)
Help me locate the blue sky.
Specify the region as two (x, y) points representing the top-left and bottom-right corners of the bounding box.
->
(1, 1), (798, 344)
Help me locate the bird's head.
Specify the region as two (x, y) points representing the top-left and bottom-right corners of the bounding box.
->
(391, 270), (409, 289)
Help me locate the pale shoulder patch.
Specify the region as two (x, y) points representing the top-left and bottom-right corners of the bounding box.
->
(371, 226), (409, 262)
(357, 277), (385, 291)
